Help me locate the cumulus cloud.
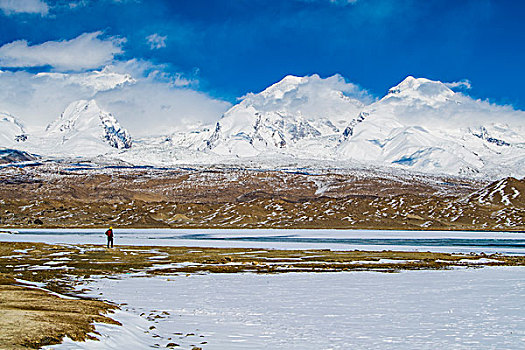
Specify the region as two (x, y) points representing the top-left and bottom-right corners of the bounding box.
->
(237, 74), (373, 130)
(0, 31), (124, 71)
(96, 80), (230, 136)
(146, 33), (167, 50)
(0, 60), (230, 136)
(0, 0), (48, 16)
(35, 67), (136, 92)
(445, 79), (472, 90)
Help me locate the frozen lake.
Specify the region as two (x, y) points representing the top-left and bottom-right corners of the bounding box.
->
(49, 267), (525, 350)
(4, 228), (525, 254)
(7, 229), (522, 349)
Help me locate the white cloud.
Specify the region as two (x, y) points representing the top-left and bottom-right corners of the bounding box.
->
(330, 0), (358, 5)
(35, 67), (136, 92)
(445, 79), (472, 90)
(241, 73), (374, 106)
(0, 60), (231, 137)
(67, 0), (89, 9)
(0, 31), (124, 71)
(96, 79), (230, 136)
(146, 33), (167, 50)
(105, 59), (200, 88)
(0, 0), (48, 15)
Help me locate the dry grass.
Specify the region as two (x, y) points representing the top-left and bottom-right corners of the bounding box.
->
(0, 273), (117, 349)
(1, 242), (524, 293)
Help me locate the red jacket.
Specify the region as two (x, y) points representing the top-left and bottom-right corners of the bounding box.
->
(105, 229), (113, 238)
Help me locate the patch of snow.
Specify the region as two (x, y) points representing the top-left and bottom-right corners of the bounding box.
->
(44, 309), (152, 350)
(15, 278), (78, 300)
(147, 255), (169, 260)
(458, 258), (503, 264)
(14, 278), (46, 288)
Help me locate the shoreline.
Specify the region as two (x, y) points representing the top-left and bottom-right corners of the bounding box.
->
(2, 225), (525, 233)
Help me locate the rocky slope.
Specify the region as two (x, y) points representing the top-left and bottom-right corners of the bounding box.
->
(0, 149), (37, 164)
(465, 177), (525, 207)
(0, 162), (522, 231)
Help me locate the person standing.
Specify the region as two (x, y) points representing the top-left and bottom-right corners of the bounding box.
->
(105, 226), (114, 248)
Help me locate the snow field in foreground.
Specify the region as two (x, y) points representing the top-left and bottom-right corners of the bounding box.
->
(48, 267), (525, 350)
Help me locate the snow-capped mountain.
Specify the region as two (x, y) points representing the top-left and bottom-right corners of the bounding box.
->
(184, 74), (523, 178)
(41, 99), (132, 155)
(0, 112), (28, 147)
(1, 74), (523, 178)
(337, 76), (525, 176)
(200, 74), (367, 157)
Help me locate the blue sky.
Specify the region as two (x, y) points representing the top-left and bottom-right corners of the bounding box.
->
(0, 0), (523, 134)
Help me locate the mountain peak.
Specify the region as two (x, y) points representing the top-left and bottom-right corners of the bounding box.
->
(386, 76), (454, 103)
(239, 74), (367, 113)
(0, 112), (28, 146)
(247, 75), (307, 101)
(46, 99), (132, 150)
(279, 74), (306, 85)
(203, 74), (366, 155)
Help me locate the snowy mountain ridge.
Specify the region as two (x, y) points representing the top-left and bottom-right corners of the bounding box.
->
(190, 75), (524, 177)
(1, 74), (524, 178)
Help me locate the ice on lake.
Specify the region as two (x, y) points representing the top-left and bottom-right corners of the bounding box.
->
(6, 228), (525, 255)
(49, 267), (525, 350)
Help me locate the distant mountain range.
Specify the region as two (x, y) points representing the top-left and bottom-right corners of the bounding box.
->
(1, 75), (524, 178)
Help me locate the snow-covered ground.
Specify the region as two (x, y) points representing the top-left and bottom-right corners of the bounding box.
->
(47, 267), (525, 350)
(5, 228), (525, 255)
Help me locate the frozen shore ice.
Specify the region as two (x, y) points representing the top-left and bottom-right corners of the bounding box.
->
(47, 267), (525, 350)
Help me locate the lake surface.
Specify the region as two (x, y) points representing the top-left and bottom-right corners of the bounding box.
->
(5, 229), (525, 255)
